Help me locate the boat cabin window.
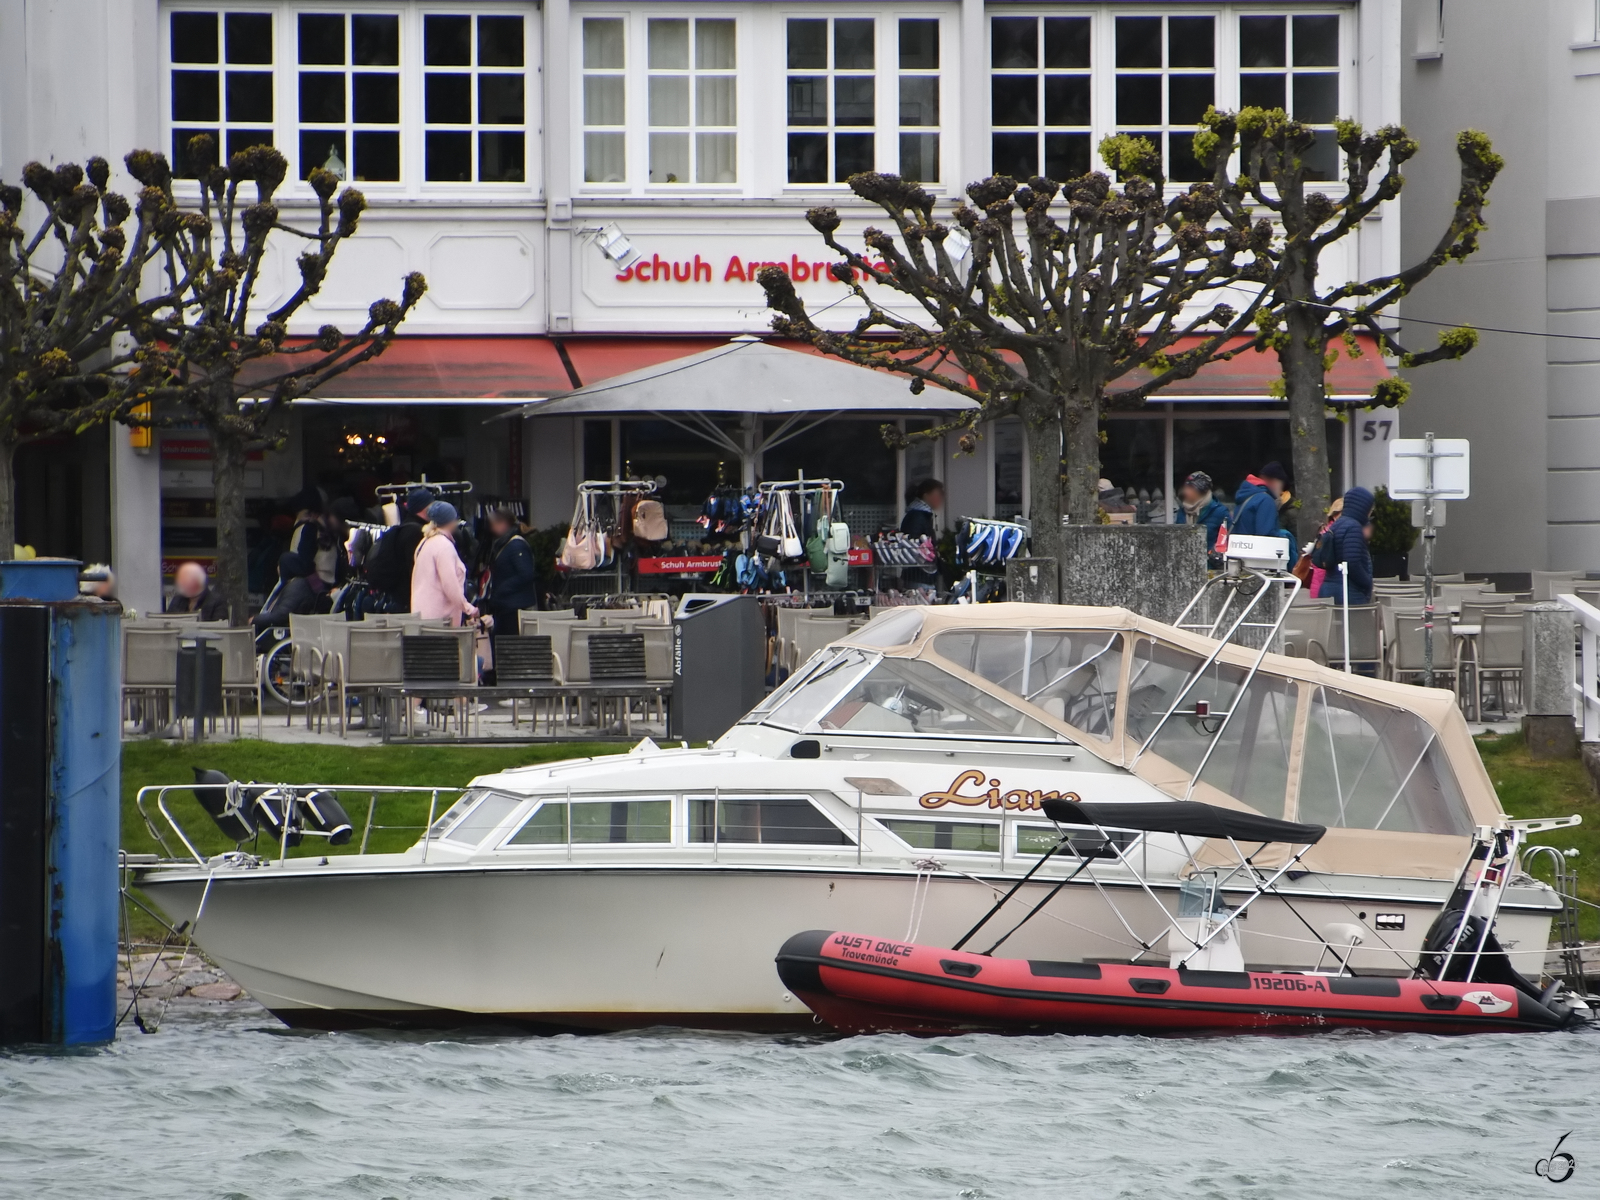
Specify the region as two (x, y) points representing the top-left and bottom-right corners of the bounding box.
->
(816, 657), (1061, 740)
(688, 796), (853, 845)
(1298, 688), (1473, 836)
(931, 630), (1121, 740)
(505, 797), (673, 844)
(1132, 644), (1298, 819)
(1016, 824), (1136, 859)
(742, 648), (843, 719)
(437, 790), (524, 846)
(754, 649), (876, 731)
(882, 818), (999, 853)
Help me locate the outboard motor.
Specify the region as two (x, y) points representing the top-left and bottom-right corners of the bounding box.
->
(250, 786), (303, 848)
(191, 768), (257, 843)
(299, 789), (354, 846)
(1420, 907), (1545, 1000)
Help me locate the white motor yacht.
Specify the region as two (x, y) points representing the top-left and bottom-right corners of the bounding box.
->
(135, 597), (1565, 1031)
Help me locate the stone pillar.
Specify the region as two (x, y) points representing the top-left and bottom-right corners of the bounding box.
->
(1524, 603), (1579, 759)
(1058, 525), (1206, 625)
(109, 421), (162, 620)
(1006, 557), (1059, 604)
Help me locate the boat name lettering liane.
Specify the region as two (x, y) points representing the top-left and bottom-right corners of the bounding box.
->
(917, 770), (1081, 813)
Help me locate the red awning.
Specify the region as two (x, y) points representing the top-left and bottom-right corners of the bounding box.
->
(556, 336), (731, 388)
(1112, 333), (1389, 402)
(281, 336), (573, 401)
(259, 330), (1387, 405)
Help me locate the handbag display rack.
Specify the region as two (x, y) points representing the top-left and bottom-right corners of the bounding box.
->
(748, 477), (849, 598)
(559, 478), (661, 592)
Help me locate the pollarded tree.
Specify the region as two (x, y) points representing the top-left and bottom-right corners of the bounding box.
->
(757, 142), (1275, 563)
(128, 136), (427, 623)
(1196, 109), (1502, 540)
(0, 157), (184, 554)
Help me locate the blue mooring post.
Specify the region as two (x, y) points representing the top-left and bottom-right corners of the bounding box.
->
(0, 560), (121, 1045)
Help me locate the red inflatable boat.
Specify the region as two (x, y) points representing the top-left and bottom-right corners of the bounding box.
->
(775, 929), (1577, 1035)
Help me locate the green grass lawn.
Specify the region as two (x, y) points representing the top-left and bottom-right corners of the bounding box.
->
(1475, 730), (1600, 937)
(122, 738), (628, 862)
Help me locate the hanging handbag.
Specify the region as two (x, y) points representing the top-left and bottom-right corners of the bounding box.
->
(559, 492), (600, 571)
(779, 492), (804, 561)
(806, 486), (831, 572)
(753, 495), (782, 556)
(826, 513), (851, 588)
(634, 498), (668, 541)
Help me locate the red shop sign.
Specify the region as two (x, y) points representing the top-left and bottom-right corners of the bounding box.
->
(637, 556), (724, 575)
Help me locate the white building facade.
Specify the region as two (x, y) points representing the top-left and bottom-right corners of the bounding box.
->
(1, 0), (1408, 613)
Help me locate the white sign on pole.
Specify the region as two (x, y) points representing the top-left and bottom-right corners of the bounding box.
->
(1388, 438), (1470, 499)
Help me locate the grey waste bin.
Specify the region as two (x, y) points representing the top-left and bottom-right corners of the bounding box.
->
(670, 594), (765, 743)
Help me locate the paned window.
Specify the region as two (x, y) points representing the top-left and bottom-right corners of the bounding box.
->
(989, 15), (1091, 183)
(582, 17), (627, 182)
(422, 12), (527, 182)
(1238, 14), (1341, 179)
(1016, 824), (1136, 858)
(1113, 13), (1215, 183)
(169, 10), (276, 177)
(932, 629), (1121, 741)
(647, 17), (737, 184)
(897, 18), (940, 183)
(297, 11), (401, 181)
(787, 16), (877, 183)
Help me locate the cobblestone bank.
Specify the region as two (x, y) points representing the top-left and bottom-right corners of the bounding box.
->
(119, 949), (253, 1008)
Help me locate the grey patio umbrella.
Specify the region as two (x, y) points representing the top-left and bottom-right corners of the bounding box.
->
(513, 336), (975, 485)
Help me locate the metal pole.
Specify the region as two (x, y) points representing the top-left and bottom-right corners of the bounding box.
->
(1340, 562), (1352, 674)
(1423, 430), (1436, 687)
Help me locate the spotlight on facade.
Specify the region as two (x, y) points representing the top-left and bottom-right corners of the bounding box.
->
(588, 222), (642, 272)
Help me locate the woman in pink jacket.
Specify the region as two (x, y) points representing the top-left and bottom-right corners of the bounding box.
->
(411, 501), (478, 626)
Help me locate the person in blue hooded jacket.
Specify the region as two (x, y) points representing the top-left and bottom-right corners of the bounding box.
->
(1232, 461), (1295, 543)
(1314, 486), (1375, 604)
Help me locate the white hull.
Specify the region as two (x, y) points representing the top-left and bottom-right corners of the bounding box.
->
(139, 862), (1557, 1030)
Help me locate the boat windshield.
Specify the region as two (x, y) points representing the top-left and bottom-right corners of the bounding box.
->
(751, 649), (877, 731)
(812, 657), (1063, 740)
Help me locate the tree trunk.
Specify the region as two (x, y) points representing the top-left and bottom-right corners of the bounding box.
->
(210, 424), (250, 626)
(1278, 305), (1334, 546)
(0, 436), (15, 560)
(1023, 403), (1066, 563)
(1060, 396), (1101, 527)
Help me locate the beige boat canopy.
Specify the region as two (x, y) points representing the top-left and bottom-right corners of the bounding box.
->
(744, 603), (1499, 879)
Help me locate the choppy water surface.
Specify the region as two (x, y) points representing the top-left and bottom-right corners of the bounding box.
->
(1, 1003), (1595, 1198)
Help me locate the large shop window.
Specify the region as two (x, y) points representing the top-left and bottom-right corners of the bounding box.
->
(1299, 688), (1472, 836)
(297, 12), (401, 181)
(169, 10), (276, 176)
(990, 15), (1091, 184)
(422, 12), (527, 182)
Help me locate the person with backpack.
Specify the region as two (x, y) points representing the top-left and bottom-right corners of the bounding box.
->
(363, 487), (434, 612)
(1314, 487), (1375, 605)
(1232, 462), (1295, 546)
(480, 503), (538, 638)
